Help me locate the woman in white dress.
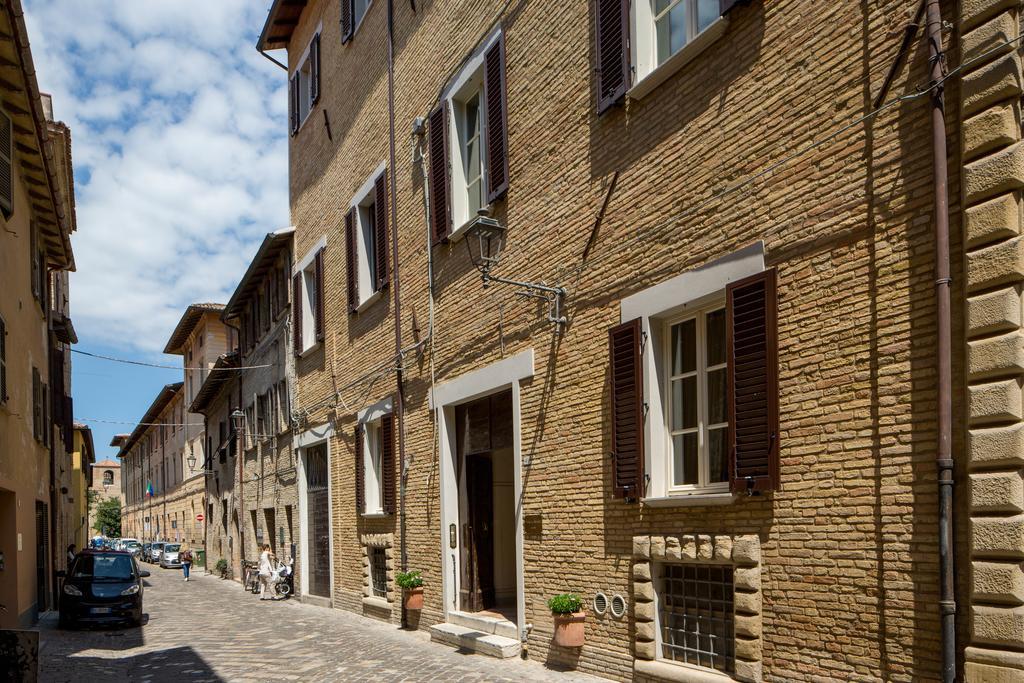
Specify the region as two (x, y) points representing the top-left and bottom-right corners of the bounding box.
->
(258, 544), (275, 600)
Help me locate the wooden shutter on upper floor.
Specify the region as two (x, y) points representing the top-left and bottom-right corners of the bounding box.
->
(314, 248), (326, 342)
(726, 269), (779, 494)
(0, 110), (11, 216)
(483, 35), (509, 204)
(608, 318), (643, 500)
(289, 74), (299, 135)
(374, 173), (389, 292)
(0, 317), (6, 402)
(594, 0), (630, 115)
(381, 412), (396, 515)
(354, 423), (365, 514)
(340, 0), (354, 44)
(310, 33), (321, 104)
(428, 104), (451, 244)
(345, 208), (358, 313)
(32, 367), (41, 441)
(292, 272), (302, 356)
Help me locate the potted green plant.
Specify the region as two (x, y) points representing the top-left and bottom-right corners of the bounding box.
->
(396, 570), (424, 610)
(215, 558), (229, 579)
(548, 593), (586, 647)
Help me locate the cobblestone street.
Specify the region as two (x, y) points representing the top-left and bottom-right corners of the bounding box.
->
(38, 566), (598, 682)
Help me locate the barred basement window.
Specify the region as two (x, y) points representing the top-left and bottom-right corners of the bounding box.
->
(658, 563), (734, 674)
(369, 546), (387, 599)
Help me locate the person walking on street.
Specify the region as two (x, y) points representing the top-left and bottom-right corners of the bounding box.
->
(258, 544), (275, 601)
(180, 544), (193, 582)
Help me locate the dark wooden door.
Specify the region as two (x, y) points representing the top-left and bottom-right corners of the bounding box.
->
(462, 453), (495, 612)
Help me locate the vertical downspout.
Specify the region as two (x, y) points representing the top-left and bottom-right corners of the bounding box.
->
(385, 0), (410, 627)
(925, 1), (955, 680)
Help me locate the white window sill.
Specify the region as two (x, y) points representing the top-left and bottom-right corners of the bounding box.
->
(447, 206), (496, 244)
(362, 595), (390, 611)
(296, 108), (315, 134)
(642, 492), (735, 508)
(361, 511), (389, 519)
(299, 341), (321, 359)
(635, 658), (735, 683)
(355, 289), (383, 314)
(627, 17), (729, 102)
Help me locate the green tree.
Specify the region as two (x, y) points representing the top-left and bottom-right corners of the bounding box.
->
(94, 497), (122, 537)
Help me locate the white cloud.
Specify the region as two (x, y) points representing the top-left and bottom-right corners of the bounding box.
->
(23, 0), (289, 355)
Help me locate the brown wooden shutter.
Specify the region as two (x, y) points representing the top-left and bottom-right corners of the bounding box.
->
(292, 272), (302, 356)
(32, 367), (41, 441)
(483, 35), (509, 203)
(609, 318), (643, 500)
(345, 208), (358, 313)
(594, 0), (630, 115)
(314, 248), (326, 342)
(374, 173), (389, 291)
(428, 104), (451, 243)
(0, 316), (6, 402)
(0, 110), (11, 216)
(381, 412), (396, 515)
(727, 269), (780, 494)
(289, 74), (299, 135)
(310, 33), (321, 104)
(340, 0), (354, 44)
(354, 424), (365, 514)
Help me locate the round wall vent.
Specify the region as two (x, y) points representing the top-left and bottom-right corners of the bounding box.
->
(593, 591), (608, 616)
(610, 593), (628, 618)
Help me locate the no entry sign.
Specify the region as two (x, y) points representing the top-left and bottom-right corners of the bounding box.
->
(196, 514), (205, 522)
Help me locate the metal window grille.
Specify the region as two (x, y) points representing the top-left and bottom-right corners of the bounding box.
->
(369, 547), (387, 598)
(658, 563), (734, 674)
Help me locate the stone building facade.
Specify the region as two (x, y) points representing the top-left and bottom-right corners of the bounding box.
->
(192, 229), (299, 586)
(120, 305), (232, 557)
(87, 456), (121, 537)
(254, 0), (1020, 680)
(0, 0), (78, 628)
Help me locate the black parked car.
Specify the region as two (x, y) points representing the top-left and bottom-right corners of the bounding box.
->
(58, 550), (149, 628)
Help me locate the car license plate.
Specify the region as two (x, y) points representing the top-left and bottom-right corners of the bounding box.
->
(91, 607), (112, 614)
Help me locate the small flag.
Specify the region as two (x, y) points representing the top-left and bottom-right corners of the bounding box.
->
(146, 481), (154, 498)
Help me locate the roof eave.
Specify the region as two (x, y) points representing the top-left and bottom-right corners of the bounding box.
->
(222, 228), (294, 320)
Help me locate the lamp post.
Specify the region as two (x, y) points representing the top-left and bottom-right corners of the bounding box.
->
(463, 211), (567, 326)
(231, 409), (245, 571)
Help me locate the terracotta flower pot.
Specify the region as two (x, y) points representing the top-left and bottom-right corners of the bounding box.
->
(552, 610), (586, 647)
(404, 587), (424, 610)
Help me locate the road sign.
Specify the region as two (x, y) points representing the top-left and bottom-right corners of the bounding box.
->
(196, 514), (205, 522)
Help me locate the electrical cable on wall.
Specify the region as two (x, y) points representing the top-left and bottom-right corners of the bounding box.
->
(72, 348), (272, 371)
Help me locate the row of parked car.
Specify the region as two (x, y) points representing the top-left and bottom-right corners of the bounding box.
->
(93, 537), (183, 568)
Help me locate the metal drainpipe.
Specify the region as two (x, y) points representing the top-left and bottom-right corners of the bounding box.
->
(924, 1), (955, 680)
(385, 0), (410, 624)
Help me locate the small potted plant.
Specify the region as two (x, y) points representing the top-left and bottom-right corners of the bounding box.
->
(397, 570), (425, 610)
(215, 558), (229, 579)
(548, 593), (586, 647)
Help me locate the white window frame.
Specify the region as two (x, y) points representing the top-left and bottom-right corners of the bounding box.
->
(358, 396), (392, 518)
(620, 242), (765, 507)
(663, 301), (729, 496)
(293, 237), (326, 355)
(353, 0), (373, 36)
(292, 26), (322, 131)
(629, 0), (728, 100)
(349, 162), (386, 311)
(440, 29), (502, 239)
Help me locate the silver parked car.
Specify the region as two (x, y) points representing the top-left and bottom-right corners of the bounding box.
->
(149, 542), (165, 563)
(159, 543), (182, 568)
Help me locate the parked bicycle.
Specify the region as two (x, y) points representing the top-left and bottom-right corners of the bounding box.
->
(241, 560), (261, 594)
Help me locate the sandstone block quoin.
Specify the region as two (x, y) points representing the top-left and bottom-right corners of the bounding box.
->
(965, 192), (1020, 248)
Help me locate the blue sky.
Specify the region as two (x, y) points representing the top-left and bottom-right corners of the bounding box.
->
(24, 1), (289, 460)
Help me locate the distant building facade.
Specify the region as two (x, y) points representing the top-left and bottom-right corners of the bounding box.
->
(88, 455), (121, 537)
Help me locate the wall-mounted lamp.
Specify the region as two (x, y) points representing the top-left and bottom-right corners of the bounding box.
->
(463, 210), (567, 327)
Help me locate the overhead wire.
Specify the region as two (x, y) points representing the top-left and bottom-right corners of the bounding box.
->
(72, 348), (272, 371)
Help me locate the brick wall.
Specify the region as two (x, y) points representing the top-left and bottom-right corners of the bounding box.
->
(284, 0), (962, 679)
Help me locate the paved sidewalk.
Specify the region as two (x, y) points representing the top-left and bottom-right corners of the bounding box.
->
(38, 565), (599, 682)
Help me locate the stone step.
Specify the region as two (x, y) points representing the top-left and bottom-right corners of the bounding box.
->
(428, 622), (521, 659)
(447, 610), (518, 640)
